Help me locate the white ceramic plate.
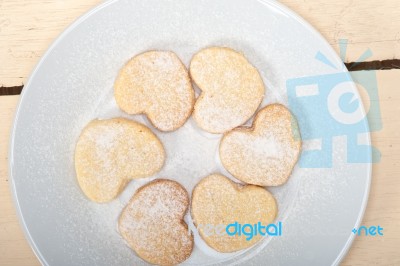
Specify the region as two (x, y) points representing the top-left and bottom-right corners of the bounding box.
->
(9, 0), (371, 265)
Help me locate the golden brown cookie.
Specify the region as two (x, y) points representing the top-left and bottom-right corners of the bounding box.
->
(191, 174), (277, 253)
(114, 51), (194, 131)
(190, 47), (265, 133)
(219, 104), (301, 186)
(74, 118), (165, 203)
(118, 179), (193, 265)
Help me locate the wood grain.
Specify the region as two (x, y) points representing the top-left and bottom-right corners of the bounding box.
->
(341, 70), (400, 265)
(281, 0), (400, 62)
(0, 0), (400, 86)
(0, 0), (101, 87)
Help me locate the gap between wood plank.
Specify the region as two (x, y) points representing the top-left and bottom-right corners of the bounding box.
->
(1, 59), (399, 96)
(0, 85), (24, 96)
(344, 59), (400, 71)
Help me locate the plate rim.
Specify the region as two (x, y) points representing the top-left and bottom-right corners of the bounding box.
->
(8, 0), (372, 265)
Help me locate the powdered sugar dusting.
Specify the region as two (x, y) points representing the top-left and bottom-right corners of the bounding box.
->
(241, 133), (285, 159)
(119, 180), (193, 265)
(220, 104), (301, 186)
(191, 47), (264, 133)
(114, 51), (194, 131)
(191, 174), (277, 253)
(74, 118), (165, 202)
(80, 68), (301, 264)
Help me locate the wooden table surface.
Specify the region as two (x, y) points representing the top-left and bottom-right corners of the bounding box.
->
(1, 1), (399, 265)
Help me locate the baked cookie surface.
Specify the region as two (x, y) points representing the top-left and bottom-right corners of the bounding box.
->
(191, 174), (277, 253)
(219, 104), (301, 186)
(190, 47), (264, 133)
(74, 118), (165, 203)
(114, 51), (194, 131)
(118, 179), (193, 266)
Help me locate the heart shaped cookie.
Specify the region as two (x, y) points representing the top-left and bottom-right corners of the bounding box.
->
(191, 174), (277, 253)
(114, 51), (195, 131)
(118, 179), (193, 265)
(190, 47), (265, 133)
(220, 104), (301, 186)
(74, 118), (165, 203)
